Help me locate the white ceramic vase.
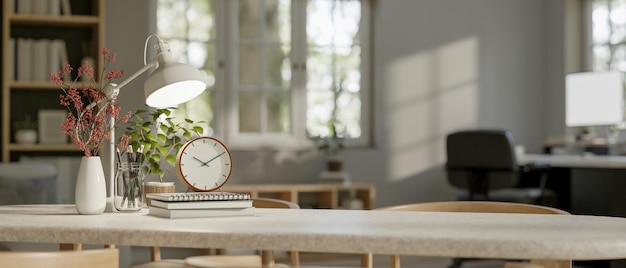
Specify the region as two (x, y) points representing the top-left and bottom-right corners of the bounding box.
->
(75, 156), (107, 215)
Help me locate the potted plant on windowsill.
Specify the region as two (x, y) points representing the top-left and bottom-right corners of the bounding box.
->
(316, 132), (345, 172)
(314, 123), (349, 184)
(13, 115), (38, 144)
(119, 107), (204, 204)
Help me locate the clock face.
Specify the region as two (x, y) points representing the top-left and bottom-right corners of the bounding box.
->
(176, 136), (233, 192)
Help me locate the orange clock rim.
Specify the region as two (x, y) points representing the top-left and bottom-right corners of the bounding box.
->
(175, 136), (233, 192)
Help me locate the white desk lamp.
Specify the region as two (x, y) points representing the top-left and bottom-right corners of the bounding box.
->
(104, 34), (206, 212)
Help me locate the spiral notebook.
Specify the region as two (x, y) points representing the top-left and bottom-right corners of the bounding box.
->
(146, 192), (251, 202)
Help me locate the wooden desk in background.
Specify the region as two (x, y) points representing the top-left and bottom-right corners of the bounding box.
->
(222, 183), (376, 210)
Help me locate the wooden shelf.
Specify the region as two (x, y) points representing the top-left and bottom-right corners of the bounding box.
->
(8, 81), (60, 90)
(9, 14), (99, 27)
(222, 183), (376, 210)
(8, 143), (79, 152)
(2, 0), (105, 161)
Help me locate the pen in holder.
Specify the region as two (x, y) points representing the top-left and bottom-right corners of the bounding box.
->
(114, 153), (144, 212)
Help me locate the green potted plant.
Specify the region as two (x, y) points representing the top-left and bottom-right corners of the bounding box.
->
(314, 123), (345, 172)
(120, 107), (204, 203)
(313, 122), (351, 184)
(13, 115), (38, 144)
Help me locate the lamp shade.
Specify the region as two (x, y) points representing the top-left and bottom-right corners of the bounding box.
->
(144, 51), (206, 108)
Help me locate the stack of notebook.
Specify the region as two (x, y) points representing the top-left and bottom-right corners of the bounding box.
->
(146, 192), (255, 219)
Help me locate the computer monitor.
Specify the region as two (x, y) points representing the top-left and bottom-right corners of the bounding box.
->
(565, 71), (624, 127)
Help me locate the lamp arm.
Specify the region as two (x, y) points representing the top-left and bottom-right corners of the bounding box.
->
(114, 59), (159, 92)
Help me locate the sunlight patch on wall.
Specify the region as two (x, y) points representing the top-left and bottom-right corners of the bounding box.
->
(388, 136), (444, 181)
(438, 83), (478, 135)
(386, 37), (479, 182)
(438, 38), (478, 90)
(386, 50), (434, 106)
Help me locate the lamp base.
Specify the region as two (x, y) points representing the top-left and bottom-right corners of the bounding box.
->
(105, 197), (117, 213)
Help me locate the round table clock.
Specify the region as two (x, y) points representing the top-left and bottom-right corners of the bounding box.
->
(175, 136), (233, 192)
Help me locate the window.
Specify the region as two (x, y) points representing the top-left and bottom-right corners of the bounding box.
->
(156, 0), (219, 135)
(157, 0), (371, 149)
(588, 0), (626, 71)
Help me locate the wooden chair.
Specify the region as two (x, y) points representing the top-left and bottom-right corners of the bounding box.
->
(133, 198), (299, 268)
(361, 201), (571, 268)
(0, 248), (119, 268)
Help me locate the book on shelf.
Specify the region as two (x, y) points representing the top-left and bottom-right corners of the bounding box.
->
(48, 39), (64, 81)
(148, 206), (256, 219)
(15, 0), (62, 15)
(17, 0), (31, 14)
(32, 39), (49, 82)
(32, 0), (48, 15)
(49, 0), (61, 16)
(61, 0), (71, 15)
(150, 199), (253, 210)
(15, 38), (68, 83)
(146, 191), (251, 202)
(17, 38), (32, 81)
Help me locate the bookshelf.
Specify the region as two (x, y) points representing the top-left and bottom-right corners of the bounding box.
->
(1, 0), (105, 161)
(222, 183), (376, 209)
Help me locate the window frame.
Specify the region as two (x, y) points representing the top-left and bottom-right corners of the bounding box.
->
(157, 0), (372, 150)
(585, 0), (626, 71)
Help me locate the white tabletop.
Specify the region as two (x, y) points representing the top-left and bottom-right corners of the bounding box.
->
(520, 153), (626, 169)
(1, 205), (626, 261)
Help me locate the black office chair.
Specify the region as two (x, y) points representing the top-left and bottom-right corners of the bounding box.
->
(445, 130), (555, 268)
(445, 129), (553, 205)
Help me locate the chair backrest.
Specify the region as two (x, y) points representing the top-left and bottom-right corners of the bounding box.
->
(368, 201), (570, 268)
(378, 201), (569, 215)
(253, 198), (300, 209)
(0, 248), (119, 268)
(446, 129), (519, 193)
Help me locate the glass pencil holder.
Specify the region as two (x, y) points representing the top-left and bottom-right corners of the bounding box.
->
(114, 161), (144, 212)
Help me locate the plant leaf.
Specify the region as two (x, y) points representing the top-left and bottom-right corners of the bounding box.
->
(145, 133), (158, 142)
(157, 133), (167, 143)
(158, 146), (168, 157)
(166, 155), (177, 166)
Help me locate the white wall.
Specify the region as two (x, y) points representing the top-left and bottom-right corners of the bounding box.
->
(367, 0), (565, 206)
(105, 0), (566, 208)
(105, 1), (157, 266)
(101, 0), (567, 266)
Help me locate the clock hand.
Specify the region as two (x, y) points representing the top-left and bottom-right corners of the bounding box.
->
(203, 152), (226, 166)
(192, 157), (209, 167)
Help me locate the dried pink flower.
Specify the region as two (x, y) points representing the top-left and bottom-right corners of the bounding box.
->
(107, 52), (117, 64)
(52, 48), (129, 157)
(105, 68), (124, 80)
